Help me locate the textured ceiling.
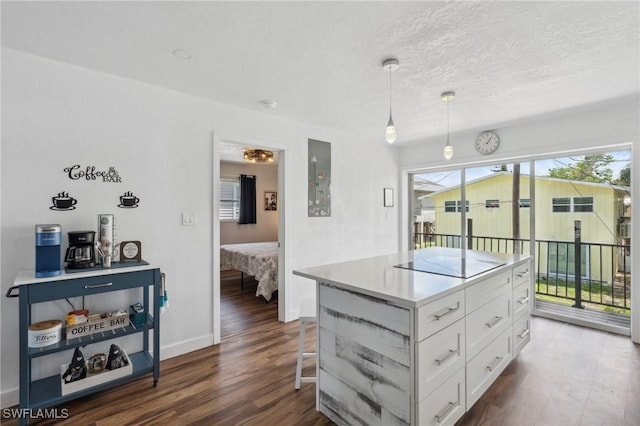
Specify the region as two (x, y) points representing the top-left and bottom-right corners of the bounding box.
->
(2, 1), (639, 158)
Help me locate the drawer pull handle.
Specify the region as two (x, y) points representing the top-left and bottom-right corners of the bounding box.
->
(435, 349), (456, 366)
(486, 356), (503, 372)
(84, 282), (113, 289)
(485, 315), (503, 328)
(518, 329), (530, 339)
(516, 269), (529, 278)
(434, 303), (459, 320)
(434, 401), (458, 423)
(518, 296), (530, 305)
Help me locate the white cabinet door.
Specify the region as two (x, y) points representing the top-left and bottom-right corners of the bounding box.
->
(466, 328), (512, 408)
(417, 367), (466, 426)
(416, 290), (465, 341)
(416, 318), (465, 400)
(465, 288), (511, 360)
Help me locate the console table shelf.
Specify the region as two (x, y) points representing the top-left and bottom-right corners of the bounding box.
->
(10, 263), (161, 425)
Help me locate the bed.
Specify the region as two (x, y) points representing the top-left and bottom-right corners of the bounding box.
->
(220, 242), (279, 301)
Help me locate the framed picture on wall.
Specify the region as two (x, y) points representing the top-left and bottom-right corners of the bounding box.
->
(265, 191), (277, 211)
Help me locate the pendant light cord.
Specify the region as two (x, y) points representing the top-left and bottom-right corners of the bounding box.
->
(389, 67), (393, 113)
(446, 98), (450, 142)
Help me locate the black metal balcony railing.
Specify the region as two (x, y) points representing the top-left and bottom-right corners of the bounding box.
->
(413, 233), (631, 313)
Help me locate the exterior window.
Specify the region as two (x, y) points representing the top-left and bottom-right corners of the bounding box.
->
(552, 197), (571, 213)
(220, 179), (240, 221)
(519, 199), (530, 208)
(444, 200), (469, 213)
(552, 196), (593, 213)
(573, 196), (594, 212)
(485, 199), (500, 208)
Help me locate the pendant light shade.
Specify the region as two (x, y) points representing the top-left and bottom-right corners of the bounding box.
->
(441, 91), (456, 160)
(385, 113), (397, 143)
(382, 58), (399, 144)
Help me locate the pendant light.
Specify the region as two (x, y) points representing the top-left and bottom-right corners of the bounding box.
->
(441, 91), (456, 160)
(382, 58), (399, 143)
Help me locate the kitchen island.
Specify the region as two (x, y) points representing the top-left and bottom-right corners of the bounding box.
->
(294, 247), (531, 426)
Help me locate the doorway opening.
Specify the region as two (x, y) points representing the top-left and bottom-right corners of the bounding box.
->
(213, 136), (285, 342)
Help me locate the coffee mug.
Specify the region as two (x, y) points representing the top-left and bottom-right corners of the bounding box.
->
(87, 353), (107, 373)
(120, 195), (139, 207)
(52, 197), (77, 209)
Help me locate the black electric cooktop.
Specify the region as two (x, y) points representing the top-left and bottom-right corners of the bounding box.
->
(395, 248), (506, 279)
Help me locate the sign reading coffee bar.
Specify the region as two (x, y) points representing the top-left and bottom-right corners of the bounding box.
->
(64, 165), (122, 183)
(49, 164), (141, 211)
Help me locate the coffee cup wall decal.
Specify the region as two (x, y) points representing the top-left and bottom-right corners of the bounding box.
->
(118, 191), (140, 208)
(50, 192), (77, 211)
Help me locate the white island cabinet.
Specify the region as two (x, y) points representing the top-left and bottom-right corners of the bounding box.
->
(294, 247), (531, 426)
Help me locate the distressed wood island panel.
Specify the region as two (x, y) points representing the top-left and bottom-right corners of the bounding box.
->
(318, 283), (412, 426)
(294, 247), (532, 426)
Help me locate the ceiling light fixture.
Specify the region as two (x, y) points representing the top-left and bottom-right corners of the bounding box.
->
(441, 91), (456, 160)
(261, 100), (278, 109)
(172, 49), (192, 60)
(243, 149), (274, 163)
(382, 58), (400, 143)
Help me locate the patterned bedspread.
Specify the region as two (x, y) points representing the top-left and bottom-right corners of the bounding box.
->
(220, 242), (278, 301)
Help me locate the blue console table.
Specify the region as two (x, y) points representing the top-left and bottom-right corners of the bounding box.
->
(7, 262), (161, 425)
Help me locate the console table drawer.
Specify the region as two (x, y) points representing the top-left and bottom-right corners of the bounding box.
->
(27, 269), (156, 303)
(416, 290), (464, 341)
(417, 318), (465, 399)
(466, 327), (512, 409)
(465, 289), (511, 360)
(417, 367), (466, 426)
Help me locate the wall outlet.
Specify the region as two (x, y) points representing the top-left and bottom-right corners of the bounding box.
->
(182, 212), (196, 226)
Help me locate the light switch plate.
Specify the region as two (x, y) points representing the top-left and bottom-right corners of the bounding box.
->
(182, 212), (196, 226)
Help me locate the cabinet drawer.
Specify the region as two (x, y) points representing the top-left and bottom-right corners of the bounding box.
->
(417, 318), (465, 399)
(512, 262), (531, 288)
(465, 289), (511, 360)
(416, 290), (465, 341)
(417, 367), (466, 426)
(512, 282), (531, 319)
(27, 269), (157, 303)
(466, 327), (512, 409)
(465, 270), (511, 313)
(513, 315), (531, 358)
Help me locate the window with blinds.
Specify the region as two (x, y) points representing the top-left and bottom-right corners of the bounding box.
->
(220, 179), (240, 221)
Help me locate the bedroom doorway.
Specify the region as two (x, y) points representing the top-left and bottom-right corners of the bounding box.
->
(213, 136), (285, 341)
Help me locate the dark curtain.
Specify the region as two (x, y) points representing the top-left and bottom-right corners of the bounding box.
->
(239, 174), (257, 224)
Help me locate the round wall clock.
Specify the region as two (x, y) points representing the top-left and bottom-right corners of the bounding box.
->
(120, 241), (142, 262)
(475, 131), (500, 155)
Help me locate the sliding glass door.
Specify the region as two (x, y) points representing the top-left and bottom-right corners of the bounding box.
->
(409, 148), (632, 334)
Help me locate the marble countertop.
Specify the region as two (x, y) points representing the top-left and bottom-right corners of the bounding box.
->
(294, 247), (530, 308)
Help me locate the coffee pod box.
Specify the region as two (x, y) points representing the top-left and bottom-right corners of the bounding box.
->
(66, 312), (129, 340)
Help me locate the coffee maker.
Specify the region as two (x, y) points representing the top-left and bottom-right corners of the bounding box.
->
(35, 224), (62, 277)
(65, 231), (97, 269)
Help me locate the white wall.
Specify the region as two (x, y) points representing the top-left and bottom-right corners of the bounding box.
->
(220, 161), (278, 244)
(398, 95), (640, 342)
(0, 48), (400, 406)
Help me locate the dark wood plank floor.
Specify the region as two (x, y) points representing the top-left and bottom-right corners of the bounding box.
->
(5, 277), (639, 425)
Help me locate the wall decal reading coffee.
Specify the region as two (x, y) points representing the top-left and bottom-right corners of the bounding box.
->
(64, 165), (122, 183)
(118, 191), (140, 209)
(50, 192), (77, 211)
